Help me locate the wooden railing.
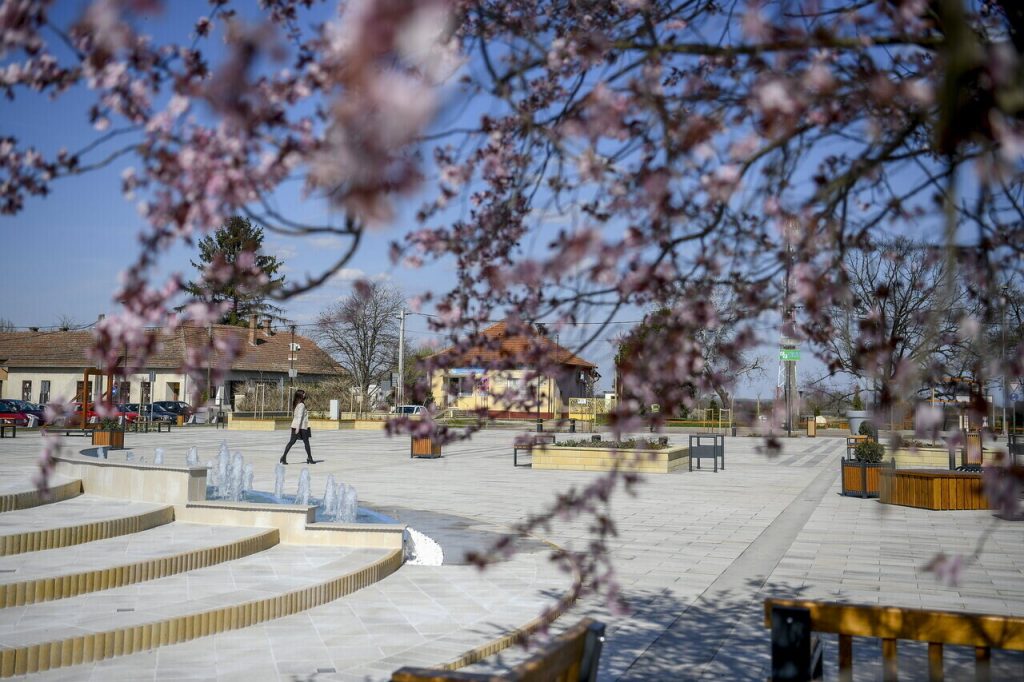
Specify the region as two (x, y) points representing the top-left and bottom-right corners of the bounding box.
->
(391, 618), (605, 682)
(765, 598), (1024, 681)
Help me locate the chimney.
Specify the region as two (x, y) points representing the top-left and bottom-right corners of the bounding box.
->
(249, 315), (258, 346)
(263, 316), (273, 335)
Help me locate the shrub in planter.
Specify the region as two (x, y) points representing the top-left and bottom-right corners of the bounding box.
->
(858, 420), (877, 440)
(854, 440), (884, 463)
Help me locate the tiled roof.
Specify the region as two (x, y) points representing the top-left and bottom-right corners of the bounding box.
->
(0, 324), (341, 375)
(429, 321), (597, 369)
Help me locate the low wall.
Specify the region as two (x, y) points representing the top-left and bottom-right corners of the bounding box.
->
(177, 501), (405, 550)
(533, 445), (689, 473)
(227, 416), (287, 431)
(53, 454), (207, 504)
(52, 452), (406, 550)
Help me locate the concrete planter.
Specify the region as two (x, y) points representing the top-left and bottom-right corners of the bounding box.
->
(891, 447), (951, 470)
(533, 444), (688, 473)
(846, 410), (869, 435)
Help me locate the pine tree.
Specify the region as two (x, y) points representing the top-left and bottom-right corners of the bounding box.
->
(182, 217), (286, 326)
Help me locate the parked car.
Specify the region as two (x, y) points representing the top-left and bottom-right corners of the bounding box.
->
(8, 400), (46, 425)
(392, 405), (426, 416)
(124, 402), (177, 423)
(64, 402), (140, 426)
(0, 400), (30, 426)
(153, 400), (194, 420)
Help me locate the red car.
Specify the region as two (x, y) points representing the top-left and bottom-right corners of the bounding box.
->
(63, 402), (140, 426)
(0, 400), (30, 426)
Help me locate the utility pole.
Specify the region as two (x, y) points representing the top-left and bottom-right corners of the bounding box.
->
(397, 309), (406, 406)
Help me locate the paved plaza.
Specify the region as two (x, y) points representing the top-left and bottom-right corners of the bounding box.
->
(0, 427), (1022, 680)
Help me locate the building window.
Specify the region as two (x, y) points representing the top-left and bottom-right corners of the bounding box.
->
(39, 380), (50, 405)
(141, 381), (151, 405)
(115, 381), (130, 403)
(75, 381), (93, 403)
(22, 380), (31, 402)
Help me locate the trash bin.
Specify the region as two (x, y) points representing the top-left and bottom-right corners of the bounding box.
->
(176, 415), (185, 427)
(536, 418), (543, 433)
(569, 418), (576, 433)
(806, 419), (816, 438)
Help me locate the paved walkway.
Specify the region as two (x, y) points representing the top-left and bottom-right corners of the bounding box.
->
(0, 428), (1022, 679)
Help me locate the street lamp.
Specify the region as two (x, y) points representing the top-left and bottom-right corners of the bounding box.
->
(1002, 286), (1009, 440)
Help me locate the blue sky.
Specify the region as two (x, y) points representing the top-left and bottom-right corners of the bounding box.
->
(0, 1), (819, 399)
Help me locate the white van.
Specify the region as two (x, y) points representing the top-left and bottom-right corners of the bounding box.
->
(392, 405), (425, 416)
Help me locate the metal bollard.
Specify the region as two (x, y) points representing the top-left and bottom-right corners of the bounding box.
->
(536, 418), (543, 433)
(570, 418), (576, 433)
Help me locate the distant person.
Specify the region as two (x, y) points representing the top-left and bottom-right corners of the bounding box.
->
(280, 389), (315, 465)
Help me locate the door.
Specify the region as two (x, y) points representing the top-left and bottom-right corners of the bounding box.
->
(22, 380), (31, 402)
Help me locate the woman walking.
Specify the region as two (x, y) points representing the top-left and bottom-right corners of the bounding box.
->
(280, 389), (315, 465)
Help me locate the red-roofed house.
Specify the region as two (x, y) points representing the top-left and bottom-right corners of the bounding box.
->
(428, 321), (599, 419)
(0, 316), (340, 412)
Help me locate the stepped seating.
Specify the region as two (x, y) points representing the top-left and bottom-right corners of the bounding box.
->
(0, 496), (174, 555)
(0, 544), (400, 677)
(0, 522), (278, 607)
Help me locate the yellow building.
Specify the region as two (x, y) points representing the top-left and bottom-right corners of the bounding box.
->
(428, 322), (599, 419)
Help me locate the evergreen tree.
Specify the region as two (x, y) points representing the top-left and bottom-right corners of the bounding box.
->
(182, 217), (285, 326)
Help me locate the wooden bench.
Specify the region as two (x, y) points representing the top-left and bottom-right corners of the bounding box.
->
(0, 423), (15, 438)
(765, 598), (1024, 681)
(688, 434), (724, 471)
(391, 617), (605, 681)
(514, 433), (556, 467)
(43, 426), (94, 437)
(129, 419), (171, 433)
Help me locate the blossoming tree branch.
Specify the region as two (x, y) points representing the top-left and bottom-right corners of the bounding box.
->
(3, 0), (1022, 605)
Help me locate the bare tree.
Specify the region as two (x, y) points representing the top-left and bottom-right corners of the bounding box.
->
(816, 238), (973, 407)
(0, 318), (15, 333)
(55, 315), (79, 332)
(314, 282), (403, 412)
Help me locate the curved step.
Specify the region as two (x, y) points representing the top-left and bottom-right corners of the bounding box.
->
(0, 497), (174, 556)
(0, 478), (82, 513)
(0, 523), (279, 607)
(0, 546), (403, 678)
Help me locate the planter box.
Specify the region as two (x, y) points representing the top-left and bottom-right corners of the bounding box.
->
(533, 444), (689, 473)
(841, 458), (888, 498)
(91, 430), (125, 450)
(891, 447), (952, 470)
(880, 469), (988, 510)
(410, 436), (441, 458)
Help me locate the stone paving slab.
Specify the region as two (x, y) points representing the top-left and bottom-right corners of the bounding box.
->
(1, 429), (1023, 680)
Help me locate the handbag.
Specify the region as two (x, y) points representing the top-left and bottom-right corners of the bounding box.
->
(301, 427), (311, 439)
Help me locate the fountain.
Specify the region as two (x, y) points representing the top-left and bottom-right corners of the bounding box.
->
(296, 468), (311, 506)
(274, 463), (286, 499)
(215, 445), (230, 499)
(185, 446), (199, 467)
(154, 448), (164, 465)
(125, 450), (135, 462)
(322, 475), (337, 519)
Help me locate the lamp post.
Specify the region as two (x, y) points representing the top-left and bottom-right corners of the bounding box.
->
(1002, 286), (1009, 440)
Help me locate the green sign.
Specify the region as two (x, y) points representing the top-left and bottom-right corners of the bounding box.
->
(779, 348), (801, 361)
